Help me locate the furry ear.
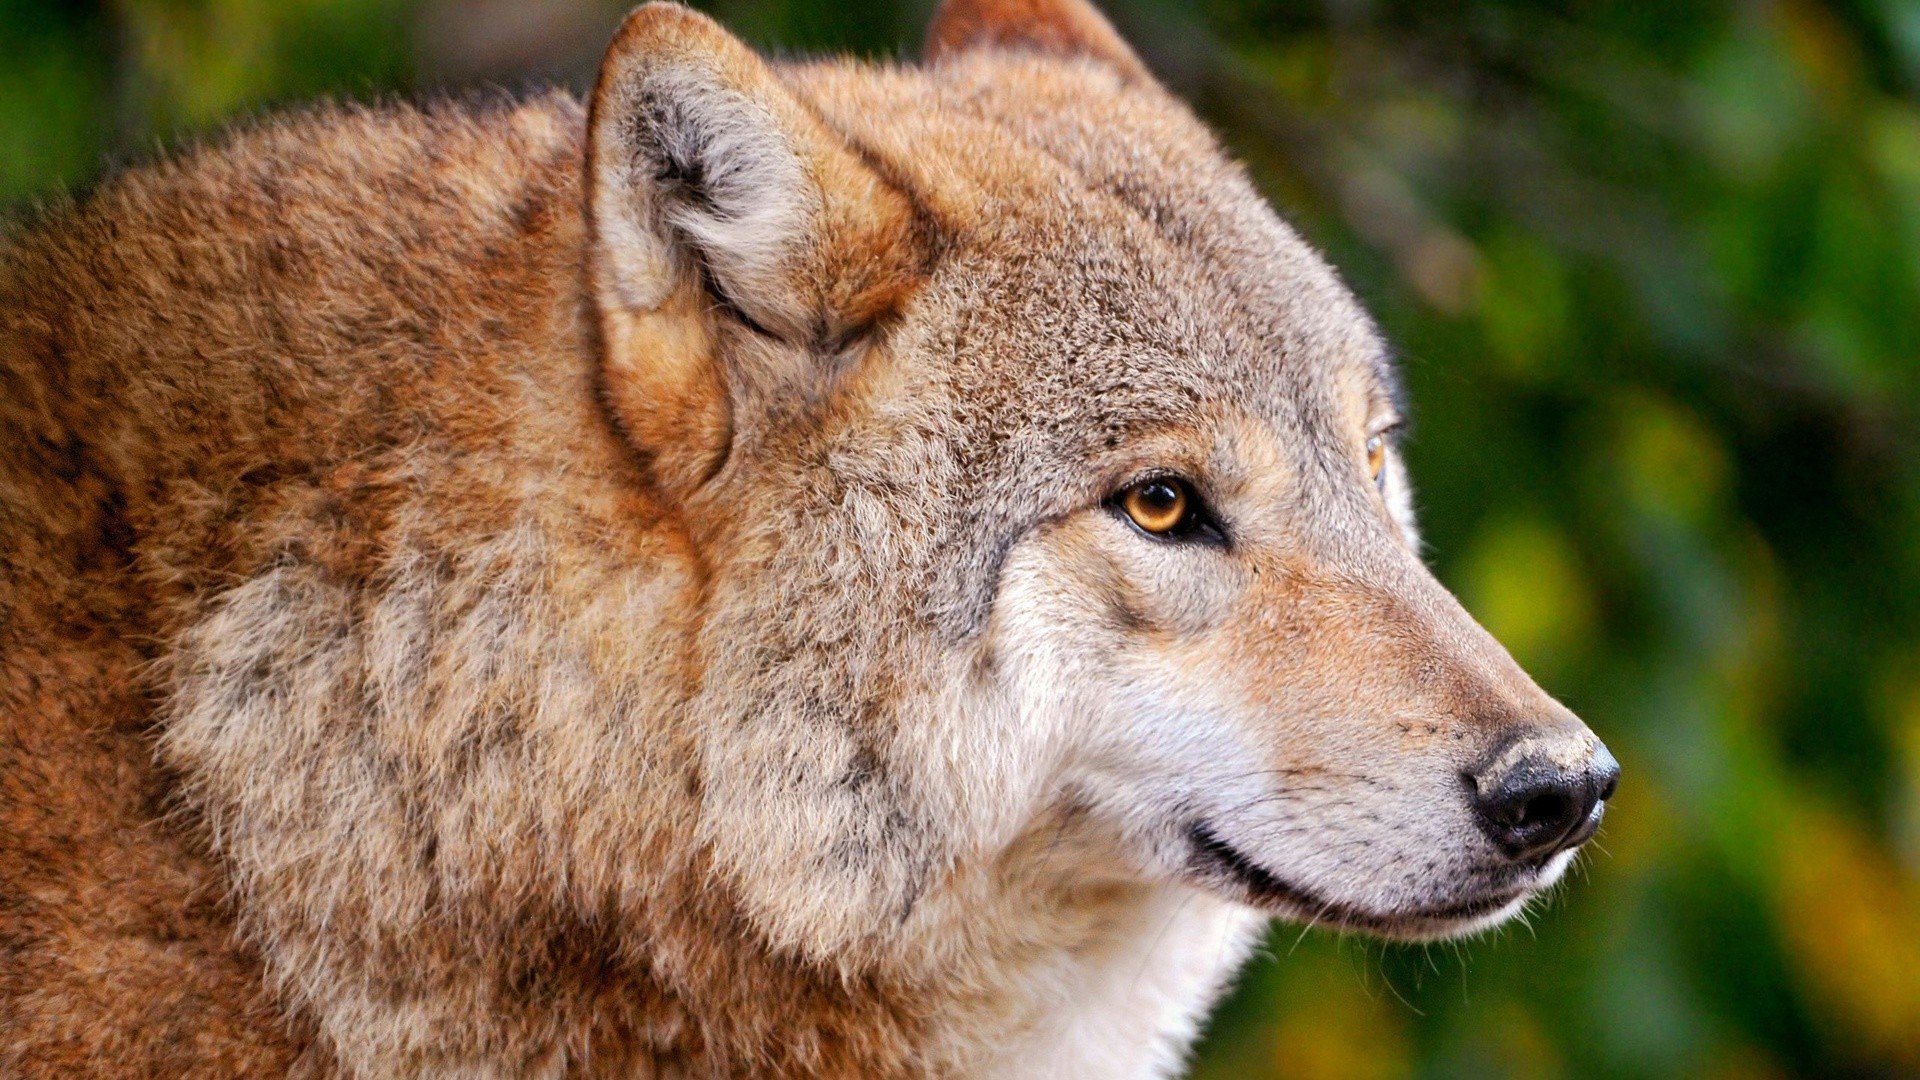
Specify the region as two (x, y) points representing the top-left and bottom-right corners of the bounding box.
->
(587, 3), (925, 493)
(923, 0), (1150, 82)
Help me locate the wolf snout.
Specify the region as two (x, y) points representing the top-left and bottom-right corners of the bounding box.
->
(1466, 732), (1620, 863)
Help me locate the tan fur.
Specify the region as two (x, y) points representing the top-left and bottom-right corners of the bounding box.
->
(0, 2), (1611, 1075)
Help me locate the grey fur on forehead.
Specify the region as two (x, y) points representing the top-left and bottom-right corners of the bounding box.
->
(848, 58), (1393, 416)
(723, 57), (1400, 639)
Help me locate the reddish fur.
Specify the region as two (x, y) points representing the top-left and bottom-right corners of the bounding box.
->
(924, 0), (1149, 81)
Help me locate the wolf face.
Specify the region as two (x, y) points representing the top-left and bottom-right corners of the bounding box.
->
(589, 0), (1617, 957)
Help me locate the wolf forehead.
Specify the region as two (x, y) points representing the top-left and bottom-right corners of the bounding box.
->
(778, 56), (1397, 440)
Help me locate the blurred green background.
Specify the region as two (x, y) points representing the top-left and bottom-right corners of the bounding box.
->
(4, 0), (1918, 1076)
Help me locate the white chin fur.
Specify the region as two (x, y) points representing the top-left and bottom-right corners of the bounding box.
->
(1401, 848), (1580, 941)
(1427, 893), (1535, 941)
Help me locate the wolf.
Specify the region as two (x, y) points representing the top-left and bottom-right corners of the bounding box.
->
(0, 0), (1618, 1075)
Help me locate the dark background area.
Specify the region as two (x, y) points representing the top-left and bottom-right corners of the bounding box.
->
(5, 0), (1918, 1075)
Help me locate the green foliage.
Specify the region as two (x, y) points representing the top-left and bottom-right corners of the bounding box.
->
(4, 1), (1915, 1075)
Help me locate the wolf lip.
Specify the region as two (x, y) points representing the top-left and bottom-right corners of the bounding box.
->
(1186, 822), (1525, 933)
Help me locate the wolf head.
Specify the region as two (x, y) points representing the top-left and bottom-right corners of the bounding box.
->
(586, 0), (1617, 957)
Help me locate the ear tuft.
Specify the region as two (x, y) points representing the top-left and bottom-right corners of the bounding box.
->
(589, 3), (815, 337)
(637, 72), (815, 333)
(590, 2), (926, 341)
(923, 0), (1149, 82)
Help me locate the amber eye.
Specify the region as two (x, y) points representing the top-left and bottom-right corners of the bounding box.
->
(1366, 435), (1388, 490)
(1118, 477), (1194, 535)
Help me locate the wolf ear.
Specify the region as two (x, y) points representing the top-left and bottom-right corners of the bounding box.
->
(587, 2), (925, 494)
(923, 0), (1150, 82)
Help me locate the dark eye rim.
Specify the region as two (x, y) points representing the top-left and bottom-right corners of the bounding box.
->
(1106, 474), (1229, 547)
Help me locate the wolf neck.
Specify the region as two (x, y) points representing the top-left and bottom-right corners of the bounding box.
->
(970, 888), (1259, 1079)
(905, 812), (1264, 1078)
(631, 543), (1266, 1074)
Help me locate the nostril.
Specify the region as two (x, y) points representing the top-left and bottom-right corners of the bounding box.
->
(1518, 792), (1570, 832)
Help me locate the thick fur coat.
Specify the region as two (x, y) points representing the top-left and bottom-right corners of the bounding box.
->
(0, 1), (1615, 1075)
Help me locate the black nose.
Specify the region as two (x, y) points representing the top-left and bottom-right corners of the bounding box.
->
(1469, 738), (1619, 862)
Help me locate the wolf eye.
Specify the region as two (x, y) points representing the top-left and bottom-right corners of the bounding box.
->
(1122, 479), (1188, 533)
(1113, 477), (1219, 542)
(1366, 435), (1388, 491)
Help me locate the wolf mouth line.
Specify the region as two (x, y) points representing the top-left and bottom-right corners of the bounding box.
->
(1187, 822), (1530, 936)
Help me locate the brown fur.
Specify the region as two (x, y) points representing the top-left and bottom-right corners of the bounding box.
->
(0, 2), (1611, 1075)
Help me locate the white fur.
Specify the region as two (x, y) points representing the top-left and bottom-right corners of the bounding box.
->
(977, 890), (1260, 1079)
